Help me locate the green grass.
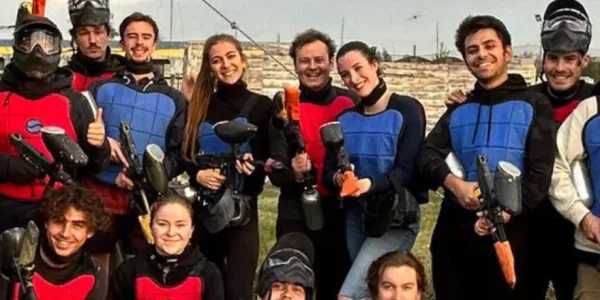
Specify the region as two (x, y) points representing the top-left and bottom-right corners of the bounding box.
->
(257, 186), (556, 300)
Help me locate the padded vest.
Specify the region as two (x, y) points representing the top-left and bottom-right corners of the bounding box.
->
(12, 272), (96, 300)
(86, 81), (176, 213)
(0, 91), (78, 201)
(338, 109), (404, 178)
(299, 96), (356, 195)
(134, 255), (204, 300)
(72, 72), (115, 92)
(449, 101), (534, 182)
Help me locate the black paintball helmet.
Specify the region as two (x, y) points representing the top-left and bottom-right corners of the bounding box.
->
(68, 0), (110, 28)
(12, 16), (62, 79)
(541, 0), (591, 54)
(256, 232), (315, 299)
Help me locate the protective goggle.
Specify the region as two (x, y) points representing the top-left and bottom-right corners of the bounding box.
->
(68, 0), (109, 11)
(14, 29), (61, 55)
(542, 9), (591, 35)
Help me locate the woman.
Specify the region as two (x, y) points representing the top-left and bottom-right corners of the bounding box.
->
(181, 33), (283, 300)
(107, 196), (224, 300)
(366, 251), (426, 300)
(322, 41), (426, 300)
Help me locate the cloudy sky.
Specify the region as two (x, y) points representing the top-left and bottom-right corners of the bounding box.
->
(2, 0), (600, 56)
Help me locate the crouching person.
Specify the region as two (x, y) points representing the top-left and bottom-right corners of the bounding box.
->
(256, 232), (316, 300)
(0, 186), (111, 300)
(107, 196), (224, 300)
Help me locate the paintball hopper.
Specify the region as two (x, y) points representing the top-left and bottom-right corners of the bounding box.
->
(272, 91), (286, 129)
(256, 232), (315, 298)
(494, 161), (522, 215)
(41, 126), (88, 167)
(284, 86), (301, 121)
(0, 221), (39, 277)
(143, 144), (169, 197)
(571, 160), (592, 207)
(319, 121), (359, 197)
(212, 120), (258, 145)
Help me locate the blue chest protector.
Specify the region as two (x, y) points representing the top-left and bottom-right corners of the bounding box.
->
(449, 101), (534, 183)
(338, 109), (404, 180)
(94, 82), (177, 185)
(582, 99), (600, 216)
(196, 96), (257, 187)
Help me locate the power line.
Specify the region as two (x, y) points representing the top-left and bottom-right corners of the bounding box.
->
(199, 0), (297, 78)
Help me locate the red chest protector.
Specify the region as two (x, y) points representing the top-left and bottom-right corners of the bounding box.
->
(0, 91), (78, 201)
(134, 256), (204, 300)
(12, 272), (96, 300)
(135, 277), (203, 300)
(72, 72), (115, 92)
(553, 100), (582, 124)
(299, 96), (355, 195)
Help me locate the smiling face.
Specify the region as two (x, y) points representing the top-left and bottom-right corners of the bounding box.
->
(376, 266), (422, 300)
(337, 49), (380, 97)
(294, 40), (333, 91)
(463, 28), (512, 86)
(120, 21), (156, 63)
(208, 41), (246, 85)
(45, 206), (93, 258)
(151, 202), (194, 255)
(544, 51), (588, 91)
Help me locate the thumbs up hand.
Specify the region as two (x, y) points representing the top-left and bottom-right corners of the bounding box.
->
(87, 108), (106, 148)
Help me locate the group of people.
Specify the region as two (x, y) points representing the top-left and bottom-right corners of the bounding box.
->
(0, 0), (599, 299)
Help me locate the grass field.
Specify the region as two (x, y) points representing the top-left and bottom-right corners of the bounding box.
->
(256, 185), (557, 300)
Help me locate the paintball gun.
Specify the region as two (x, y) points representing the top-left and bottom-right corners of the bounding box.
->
(475, 155), (522, 288)
(1, 221), (40, 300)
(319, 121), (360, 204)
(273, 87), (323, 231)
(9, 126), (88, 191)
(119, 122), (161, 244)
(195, 119), (258, 228)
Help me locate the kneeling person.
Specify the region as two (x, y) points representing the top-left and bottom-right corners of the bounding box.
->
(0, 186), (111, 300)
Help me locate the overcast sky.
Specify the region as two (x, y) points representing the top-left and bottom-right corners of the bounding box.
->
(2, 0), (600, 56)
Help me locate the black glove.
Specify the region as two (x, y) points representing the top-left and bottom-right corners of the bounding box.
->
(9, 157), (45, 185)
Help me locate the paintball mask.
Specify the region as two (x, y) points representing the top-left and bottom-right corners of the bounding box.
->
(68, 0), (110, 27)
(541, 7), (591, 53)
(12, 17), (62, 79)
(256, 232), (315, 300)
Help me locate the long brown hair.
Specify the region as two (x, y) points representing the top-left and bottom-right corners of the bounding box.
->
(366, 250), (427, 297)
(181, 34), (246, 162)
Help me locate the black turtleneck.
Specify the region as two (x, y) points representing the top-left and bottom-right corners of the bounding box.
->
(68, 48), (125, 77)
(124, 59), (155, 75)
(532, 80), (595, 125)
(417, 73), (556, 215)
(185, 79), (280, 199)
(107, 245), (224, 300)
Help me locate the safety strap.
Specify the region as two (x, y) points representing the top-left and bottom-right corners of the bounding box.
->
(238, 94), (259, 119)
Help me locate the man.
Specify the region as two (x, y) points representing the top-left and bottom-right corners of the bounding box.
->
(67, 0), (125, 92)
(416, 15), (555, 300)
(549, 80), (600, 300)
(0, 186), (111, 300)
(268, 29), (358, 300)
(0, 15), (110, 233)
(446, 2), (594, 298)
(82, 11), (186, 271)
(255, 232), (315, 300)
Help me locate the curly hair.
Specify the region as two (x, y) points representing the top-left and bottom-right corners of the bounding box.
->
(38, 186), (111, 234)
(289, 29), (336, 62)
(366, 250), (426, 297)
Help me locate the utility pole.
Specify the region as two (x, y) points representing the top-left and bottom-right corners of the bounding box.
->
(341, 18), (345, 45)
(436, 21), (439, 56)
(169, 0), (174, 41)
